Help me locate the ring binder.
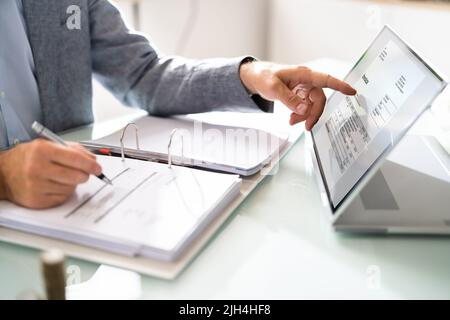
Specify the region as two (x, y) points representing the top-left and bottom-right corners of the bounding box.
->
(119, 123), (187, 168)
(120, 123), (140, 162)
(167, 128), (185, 168)
(83, 114), (294, 176)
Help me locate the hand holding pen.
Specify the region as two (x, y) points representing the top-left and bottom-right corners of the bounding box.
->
(0, 122), (112, 209)
(32, 122), (113, 185)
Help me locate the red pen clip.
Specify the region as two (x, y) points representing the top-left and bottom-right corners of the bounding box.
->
(98, 148), (112, 156)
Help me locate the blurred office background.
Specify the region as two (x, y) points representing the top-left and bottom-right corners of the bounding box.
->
(94, 0), (450, 121)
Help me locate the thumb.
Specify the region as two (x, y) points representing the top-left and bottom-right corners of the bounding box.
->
(273, 80), (305, 113)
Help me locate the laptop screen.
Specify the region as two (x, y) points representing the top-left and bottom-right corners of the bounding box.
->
(311, 26), (447, 212)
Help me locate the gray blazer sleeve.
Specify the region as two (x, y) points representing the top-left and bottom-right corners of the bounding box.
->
(88, 0), (273, 116)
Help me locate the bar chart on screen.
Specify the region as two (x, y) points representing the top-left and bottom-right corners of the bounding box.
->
(323, 39), (426, 178)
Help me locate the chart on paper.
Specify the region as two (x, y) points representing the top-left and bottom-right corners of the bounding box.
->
(0, 154), (242, 259)
(61, 162), (210, 233)
(64, 167), (158, 224)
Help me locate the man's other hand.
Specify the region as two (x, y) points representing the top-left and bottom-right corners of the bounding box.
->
(240, 61), (357, 131)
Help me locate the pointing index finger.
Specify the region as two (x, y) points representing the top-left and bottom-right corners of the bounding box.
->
(312, 71), (357, 95)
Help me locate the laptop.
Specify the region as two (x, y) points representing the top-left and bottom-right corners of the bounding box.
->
(309, 25), (450, 234)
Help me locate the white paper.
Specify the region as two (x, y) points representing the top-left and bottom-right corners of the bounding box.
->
(0, 156), (241, 260)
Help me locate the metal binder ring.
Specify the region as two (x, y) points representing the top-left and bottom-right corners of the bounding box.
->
(167, 128), (184, 168)
(120, 122), (140, 162)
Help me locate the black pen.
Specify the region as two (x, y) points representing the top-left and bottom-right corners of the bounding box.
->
(31, 121), (113, 185)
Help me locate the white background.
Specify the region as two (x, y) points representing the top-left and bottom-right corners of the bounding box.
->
(94, 0), (450, 121)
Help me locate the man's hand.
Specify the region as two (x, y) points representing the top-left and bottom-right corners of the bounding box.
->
(0, 139), (101, 209)
(240, 61), (356, 130)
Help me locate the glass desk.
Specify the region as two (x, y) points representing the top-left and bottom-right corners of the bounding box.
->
(1, 60), (450, 299)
